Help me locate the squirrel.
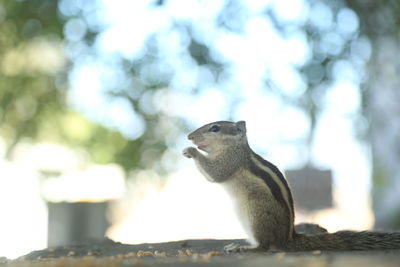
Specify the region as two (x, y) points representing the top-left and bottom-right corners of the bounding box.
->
(183, 120), (400, 251)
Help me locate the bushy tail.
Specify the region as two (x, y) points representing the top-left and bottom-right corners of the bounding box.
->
(286, 231), (400, 251)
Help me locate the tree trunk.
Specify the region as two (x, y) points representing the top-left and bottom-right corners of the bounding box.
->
(346, 0), (400, 229)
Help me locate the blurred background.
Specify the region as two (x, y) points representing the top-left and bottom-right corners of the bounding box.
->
(1, 0), (400, 259)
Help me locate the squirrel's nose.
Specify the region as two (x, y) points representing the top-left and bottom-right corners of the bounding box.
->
(188, 133), (194, 140)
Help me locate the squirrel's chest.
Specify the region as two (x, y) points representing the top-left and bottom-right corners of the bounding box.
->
(223, 169), (272, 195)
(221, 169), (275, 213)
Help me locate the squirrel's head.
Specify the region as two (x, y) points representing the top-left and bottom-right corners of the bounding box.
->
(188, 121), (247, 154)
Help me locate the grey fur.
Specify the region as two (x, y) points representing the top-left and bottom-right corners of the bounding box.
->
(183, 121), (400, 251)
(183, 121), (293, 250)
(288, 231), (400, 251)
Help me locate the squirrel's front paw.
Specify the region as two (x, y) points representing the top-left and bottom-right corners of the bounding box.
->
(183, 147), (198, 158)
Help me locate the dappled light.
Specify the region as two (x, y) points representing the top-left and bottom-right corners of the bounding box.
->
(1, 38), (65, 76)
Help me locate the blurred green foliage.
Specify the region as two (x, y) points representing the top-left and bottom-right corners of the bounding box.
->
(0, 0), (172, 173)
(0, 0), (371, 172)
(0, 0), (66, 158)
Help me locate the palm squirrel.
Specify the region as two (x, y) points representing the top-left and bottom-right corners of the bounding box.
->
(183, 120), (400, 251)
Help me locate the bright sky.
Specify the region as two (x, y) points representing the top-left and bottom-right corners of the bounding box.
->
(0, 0), (371, 259)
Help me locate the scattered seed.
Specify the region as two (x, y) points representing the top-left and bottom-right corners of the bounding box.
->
(67, 251), (75, 257)
(275, 252), (286, 259)
(154, 251), (167, 257)
(312, 250), (322, 255)
(137, 250), (154, 257)
(207, 251), (218, 257)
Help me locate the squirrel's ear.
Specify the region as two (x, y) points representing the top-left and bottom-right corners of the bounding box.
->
(236, 121), (246, 133)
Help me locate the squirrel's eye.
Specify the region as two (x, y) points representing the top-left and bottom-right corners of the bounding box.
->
(209, 125), (221, 132)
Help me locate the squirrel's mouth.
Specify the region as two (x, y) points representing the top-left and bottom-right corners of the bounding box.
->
(190, 139), (207, 152)
(197, 145), (207, 151)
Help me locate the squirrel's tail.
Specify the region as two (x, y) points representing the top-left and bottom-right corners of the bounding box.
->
(286, 231), (400, 251)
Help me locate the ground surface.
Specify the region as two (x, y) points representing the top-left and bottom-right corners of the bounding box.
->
(2, 239), (400, 266)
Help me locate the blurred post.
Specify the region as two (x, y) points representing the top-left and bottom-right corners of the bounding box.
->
(39, 164), (124, 247)
(47, 201), (110, 247)
(285, 166), (333, 211)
